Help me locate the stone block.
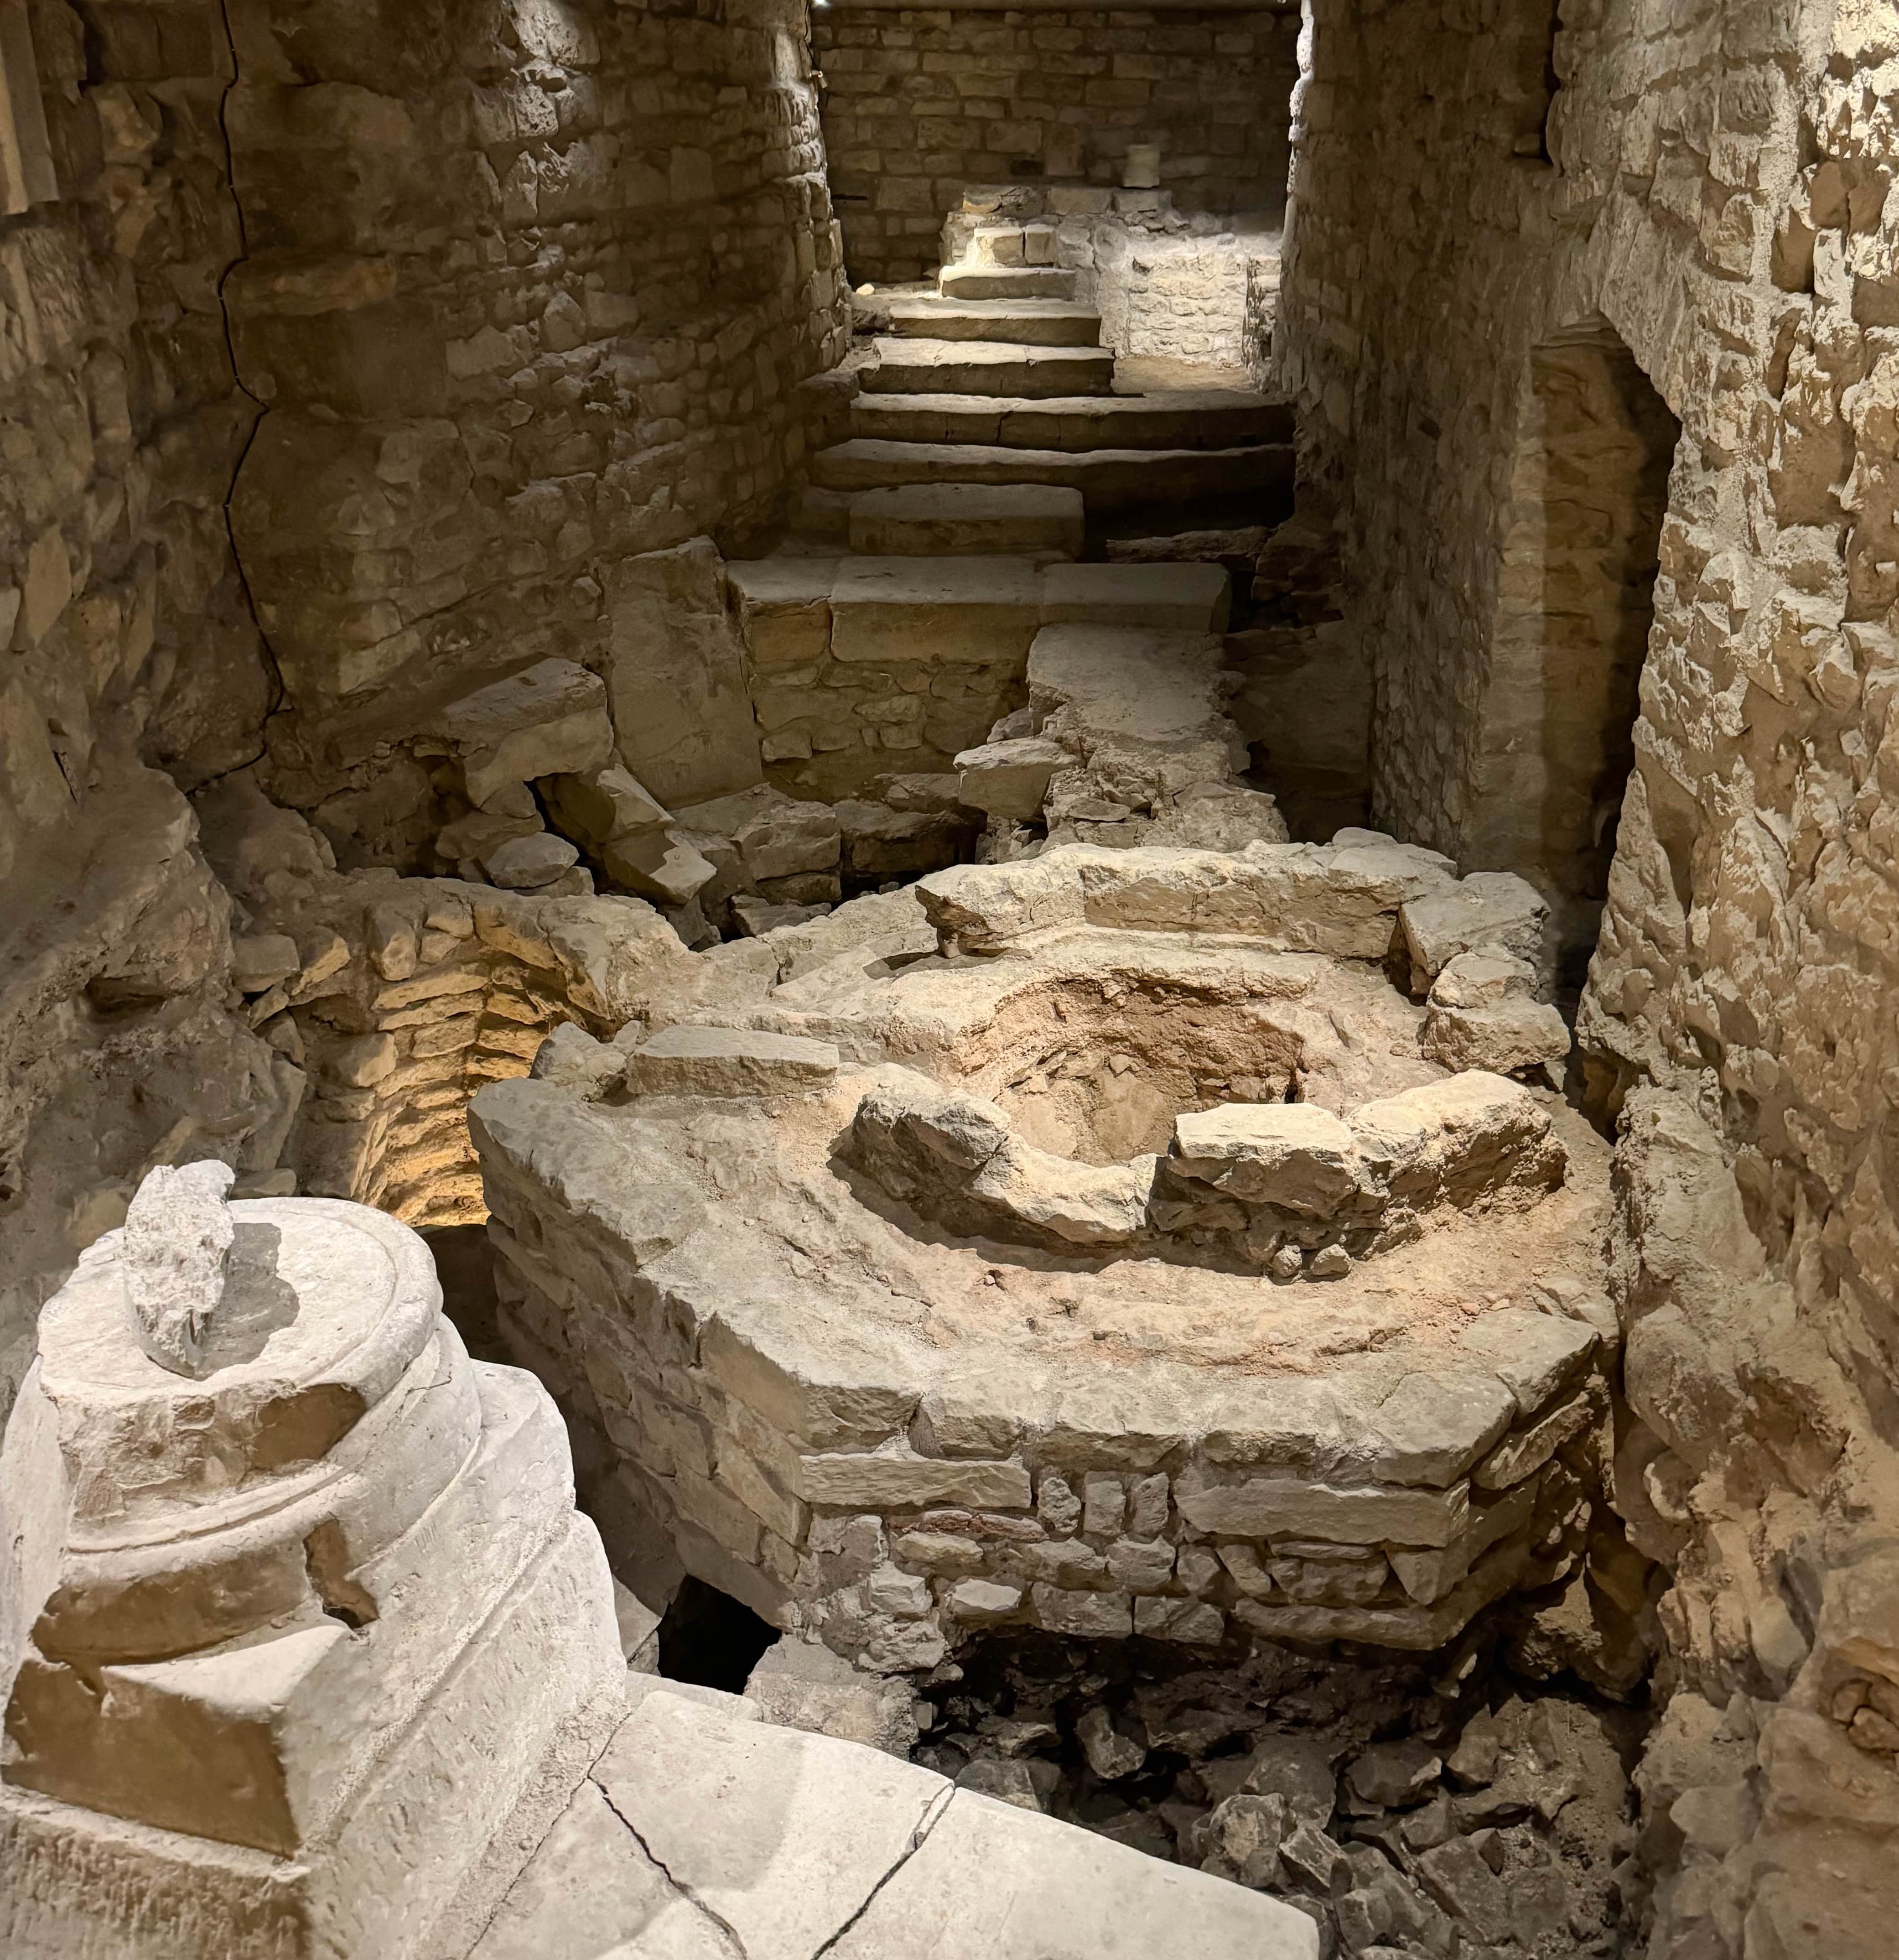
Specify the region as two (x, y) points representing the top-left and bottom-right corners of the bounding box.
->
(954, 735), (1068, 820)
(1134, 1595), (1226, 1643)
(1173, 1467), (1470, 1547)
(622, 1024), (840, 1098)
(434, 660), (615, 811)
(606, 538), (763, 809)
(797, 1451), (1033, 1510)
(1171, 1103), (1360, 1217)
(1400, 872), (1550, 992)
(1032, 1582), (1134, 1638)
(829, 556), (1043, 667)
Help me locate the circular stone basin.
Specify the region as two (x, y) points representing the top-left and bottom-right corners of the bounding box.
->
(475, 915), (1614, 1674)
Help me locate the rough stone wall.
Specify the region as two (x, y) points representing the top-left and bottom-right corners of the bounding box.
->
(0, 0), (848, 1422)
(1277, 0), (1899, 1950)
(0, 0), (295, 1415)
(223, 0), (848, 815)
(815, 4), (1298, 284)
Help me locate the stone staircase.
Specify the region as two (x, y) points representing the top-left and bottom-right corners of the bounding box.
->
(806, 259), (1295, 549)
(725, 249), (1302, 844)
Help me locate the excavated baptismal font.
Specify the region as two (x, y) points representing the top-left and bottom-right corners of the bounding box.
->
(4, 0), (1899, 1955)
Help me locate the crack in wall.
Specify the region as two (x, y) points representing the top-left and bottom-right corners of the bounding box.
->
(203, 0), (288, 783)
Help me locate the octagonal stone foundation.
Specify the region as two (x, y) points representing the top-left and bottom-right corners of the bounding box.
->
(472, 840), (1614, 1673)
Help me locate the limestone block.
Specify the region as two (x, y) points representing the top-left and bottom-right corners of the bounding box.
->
(600, 827), (717, 905)
(1135, 1595), (1227, 1643)
(915, 853), (1088, 949)
(529, 1023), (623, 1099)
(967, 1136), (1153, 1246)
(1422, 992), (1572, 1076)
(829, 556), (1043, 667)
(1347, 1074), (1563, 1211)
(798, 1449), (1032, 1510)
(1456, 1308), (1597, 1418)
(1400, 873), (1550, 993)
(593, 1689), (950, 1958)
(484, 832), (580, 890)
(1173, 1467), (1470, 1547)
(622, 1024), (840, 1098)
(606, 538), (763, 808)
(1033, 1582), (1134, 1637)
(232, 933), (301, 992)
(725, 557), (837, 670)
(1108, 1538), (1177, 1589)
(954, 735), (1068, 820)
(737, 799), (841, 880)
(832, 1771), (1319, 1959)
(1367, 1370), (1517, 1486)
(1172, 1103), (1360, 1216)
(1039, 562), (1233, 632)
(947, 1578), (1026, 1622)
(543, 765), (671, 847)
(434, 660), (615, 811)
(744, 1636), (919, 1756)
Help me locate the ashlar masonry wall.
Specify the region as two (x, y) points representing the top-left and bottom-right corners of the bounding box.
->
(1277, 1), (1899, 1951)
(815, 3), (1299, 284)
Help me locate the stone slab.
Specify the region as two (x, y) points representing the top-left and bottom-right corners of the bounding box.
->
(828, 555), (1044, 666)
(828, 1780), (1321, 1960)
(866, 337), (1115, 400)
(1039, 561), (1233, 631)
(849, 484), (1085, 559)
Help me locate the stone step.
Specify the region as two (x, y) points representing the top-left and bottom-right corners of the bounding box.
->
(850, 390), (1294, 452)
(939, 265), (1078, 302)
(848, 484), (1086, 559)
(865, 338), (1116, 400)
(1038, 561), (1232, 633)
(885, 297), (1103, 348)
(810, 438), (1292, 513)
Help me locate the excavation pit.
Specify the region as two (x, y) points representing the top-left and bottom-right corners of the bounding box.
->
(473, 840), (1614, 1674)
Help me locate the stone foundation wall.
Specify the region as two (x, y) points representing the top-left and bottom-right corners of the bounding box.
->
(225, 0), (849, 803)
(0, 0), (849, 1423)
(475, 1086), (1610, 1673)
(815, 3), (1298, 284)
(1277, 1), (1899, 1950)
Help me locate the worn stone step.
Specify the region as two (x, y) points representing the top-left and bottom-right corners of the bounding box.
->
(810, 438), (1292, 513)
(885, 297), (1103, 348)
(866, 338), (1116, 400)
(850, 390), (1294, 452)
(939, 265), (1078, 301)
(848, 484), (1086, 559)
(1038, 561), (1233, 633)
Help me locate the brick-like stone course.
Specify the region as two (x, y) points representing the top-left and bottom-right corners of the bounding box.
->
(813, 5), (1299, 283)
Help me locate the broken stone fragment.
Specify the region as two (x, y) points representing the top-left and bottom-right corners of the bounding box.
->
(542, 764), (671, 847)
(120, 1159), (237, 1377)
(1422, 953), (1569, 1074)
(1148, 782), (1290, 853)
(528, 1022), (623, 1099)
(736, 800), (841, 881)
(1201, 1791), (1289, 1888)
(231, 933), (300, 993)
(599, 827), (717, 905)
(483, 831), (580, 890)
(1400, 872), (1550, 994)
(1346, 1736), (1443, 1808)
(621, 1024), (840, 1098)
(431, 658), (614, 811)
(954, 735), (1069, 821)
(1077, 1705), (1148, 1781)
